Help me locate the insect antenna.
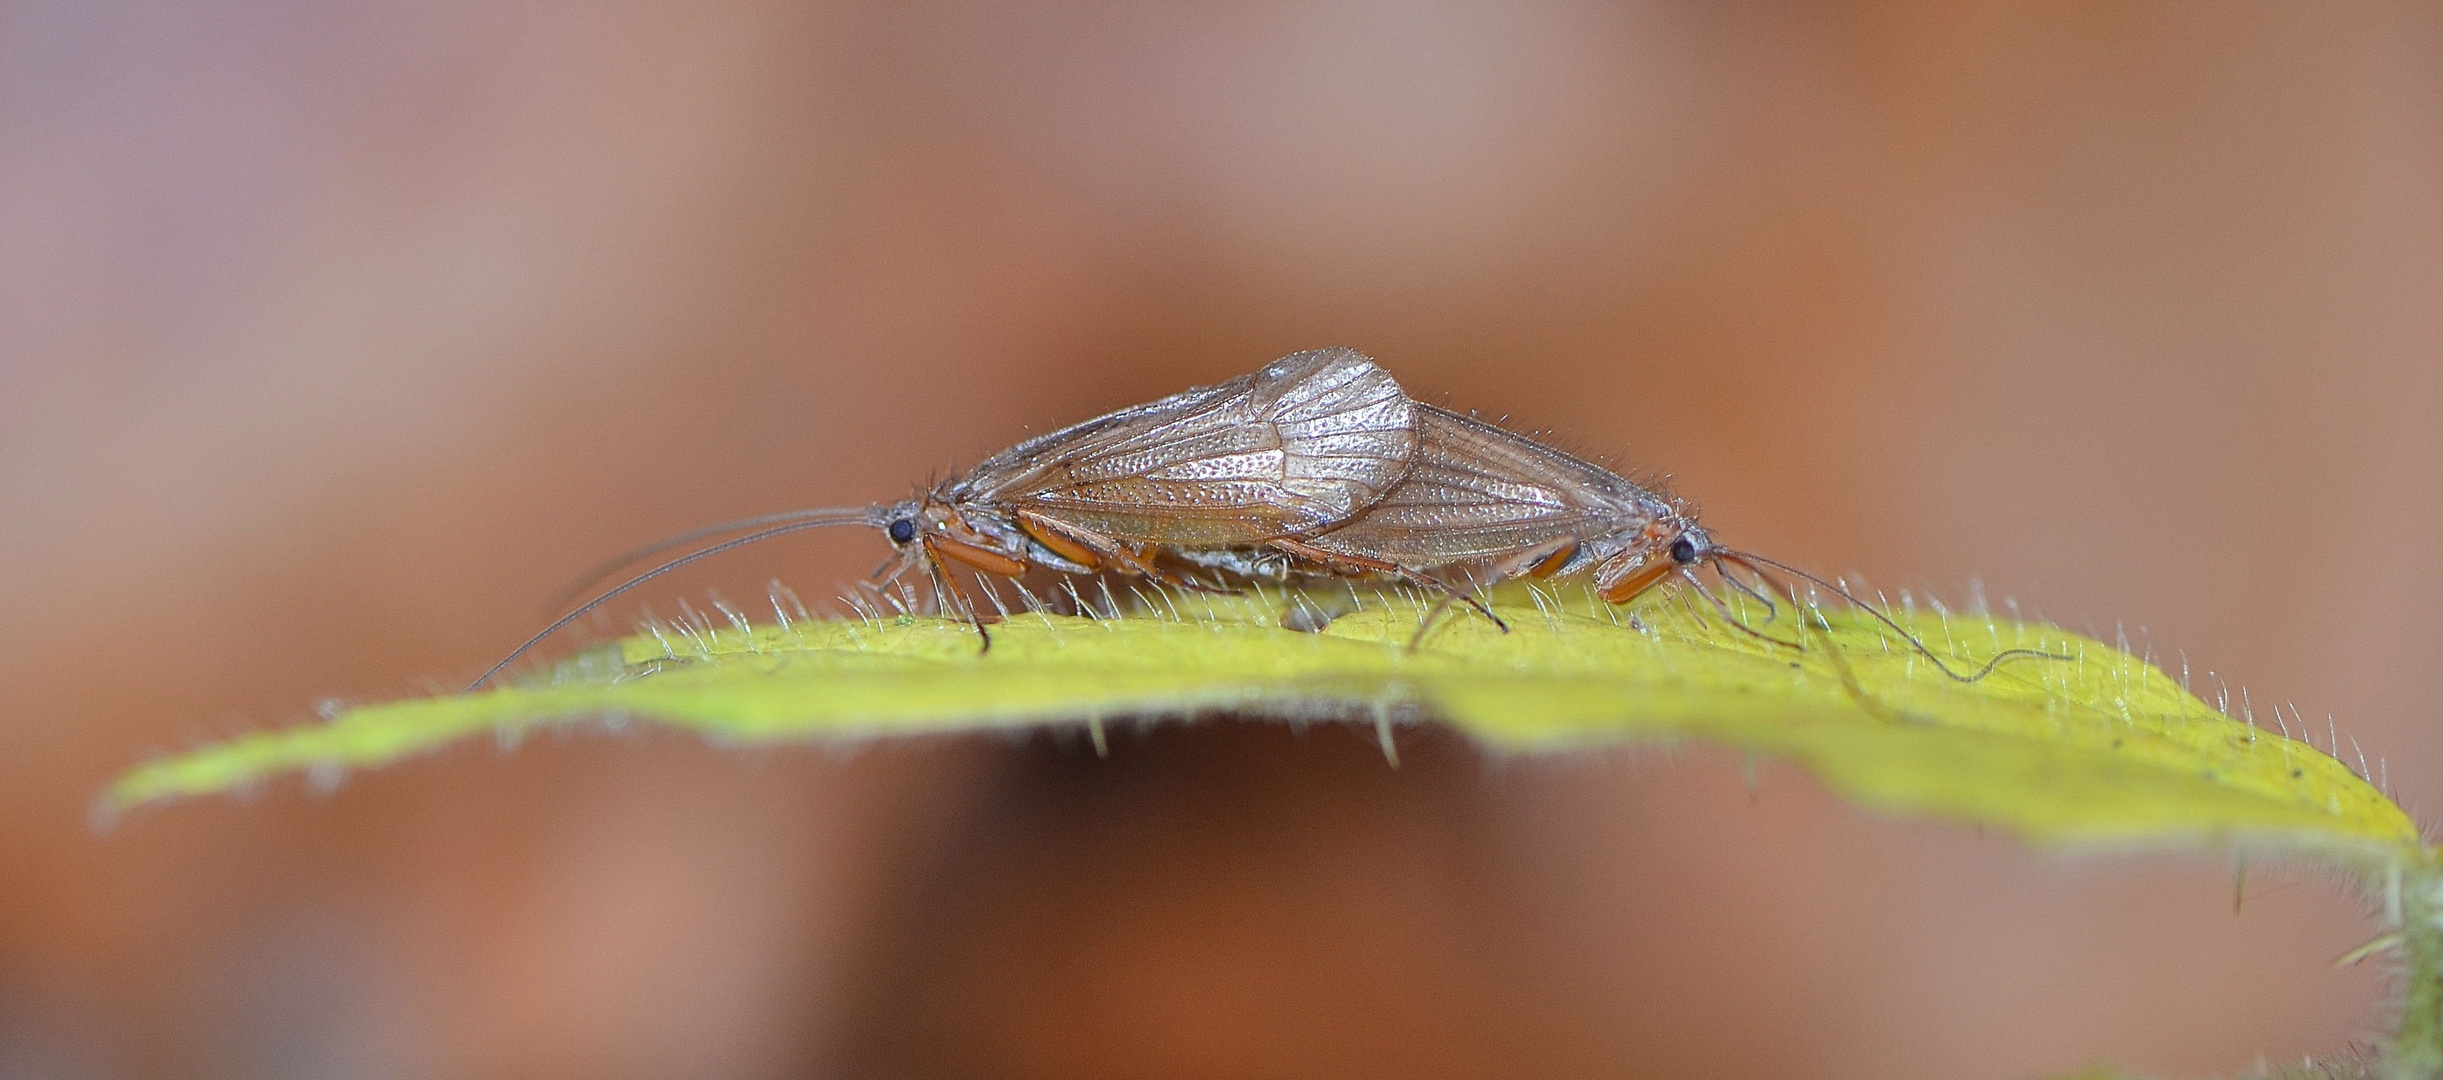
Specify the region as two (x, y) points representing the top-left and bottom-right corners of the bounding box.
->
(540, 506), (887, 614)
(467, 508), (885, 691)
(1693, 561), (1884, 706)
(1713, 550), (2070, 682)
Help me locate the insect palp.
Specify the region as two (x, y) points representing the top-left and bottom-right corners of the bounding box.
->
(1710, 559), (1784, 624)
(1682, 567), (1804, 652)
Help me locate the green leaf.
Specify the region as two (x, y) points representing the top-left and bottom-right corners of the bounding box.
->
(104, 585), (2418, 865)
(105, 582), (2443, 1075)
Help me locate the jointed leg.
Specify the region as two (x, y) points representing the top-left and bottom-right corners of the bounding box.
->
(920, 536), (997, 653)
(1267, 539), (1510, 642)
(1013, 509), (1238, 594)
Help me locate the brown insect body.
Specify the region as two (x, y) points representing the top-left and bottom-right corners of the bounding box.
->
(473, 348), (1417, 688)
(1175, 403), (1707, 604)
(482, 348), (2056, 692)
(876, 346), (1420, 589)
(1242, 402), (2063, 683)
(1290, 403), (1708, 601)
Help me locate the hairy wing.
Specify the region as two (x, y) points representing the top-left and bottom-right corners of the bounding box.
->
(962, 347), (1416, 544)
(1308, 405), (1661, 565)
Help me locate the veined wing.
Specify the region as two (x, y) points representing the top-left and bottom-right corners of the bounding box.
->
(1307, 404), (1667, 565)
(962, 348), (1416, 545)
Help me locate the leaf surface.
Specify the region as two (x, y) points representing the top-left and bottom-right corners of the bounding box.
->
(106, 587), (2419, 862)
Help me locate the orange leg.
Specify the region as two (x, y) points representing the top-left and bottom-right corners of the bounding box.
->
(1013, 511), (1105, 571)
(1526, 541), (1579, 579)
(1012, 509), (1236, 594)
(921, 535), (1015, 651)
(928, 534), (1029, 578)
(1598, 557), (1676, 605)
(1480, 538), (1578, 585)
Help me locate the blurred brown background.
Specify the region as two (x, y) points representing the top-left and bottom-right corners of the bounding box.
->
(4, 2), (2438, 1077)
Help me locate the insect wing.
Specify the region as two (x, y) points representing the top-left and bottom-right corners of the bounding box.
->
(962, 348), (1417, 545)
(1307, 404), (1664, 565)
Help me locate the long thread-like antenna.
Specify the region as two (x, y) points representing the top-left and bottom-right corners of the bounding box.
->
(467, 507), (883, 692)
(541, 507), (882, 614)
(1715, 549), (2069, 682)
(1678, 560), (1882, 706)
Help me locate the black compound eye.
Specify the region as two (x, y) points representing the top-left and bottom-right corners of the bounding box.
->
(887, 517), (917, 545)
(1668, 537), (1698, 565)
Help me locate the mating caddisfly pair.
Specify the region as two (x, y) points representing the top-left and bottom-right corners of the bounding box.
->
(471, 348), (2056, 690)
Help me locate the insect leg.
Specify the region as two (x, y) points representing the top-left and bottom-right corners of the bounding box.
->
(1011, 509), (1237, 595)
(1011, 509), (1108, 571)
(1406, 592), (1460, 651)
(920, 536), (999, 652)
(926, 534), (1029, 578)
(1485, 538), (1577, 583)
(1268, 539), (1508, 639)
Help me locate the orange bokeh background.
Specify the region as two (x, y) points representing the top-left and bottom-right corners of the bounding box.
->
(3, 3), (2438, 1076)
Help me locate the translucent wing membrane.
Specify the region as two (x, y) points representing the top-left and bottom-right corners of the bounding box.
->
(476, 349), (1420, 682)
(962, 347), (1417, 544)
(1286, 404), (2064, 681)
(1306, 404), (1664, 564)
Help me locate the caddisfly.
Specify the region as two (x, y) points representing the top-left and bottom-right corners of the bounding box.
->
(1260, 403), (2063, 678)
(468, 347), (1418, 688)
